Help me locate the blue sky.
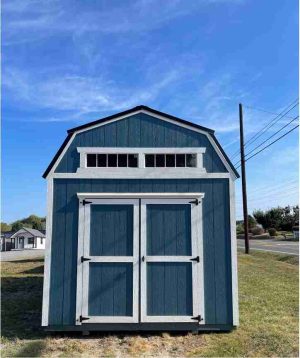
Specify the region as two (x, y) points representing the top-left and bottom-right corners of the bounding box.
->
(2, 0), (299, 223)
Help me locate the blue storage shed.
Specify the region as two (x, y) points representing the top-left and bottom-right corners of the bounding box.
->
(41, 105), (239, 332)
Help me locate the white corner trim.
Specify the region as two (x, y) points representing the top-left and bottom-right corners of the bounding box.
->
(229, 179), (239, 326)
(50, 171), (232, 180)
(41, 178), (53, 326)
(44, 108), (238, 179)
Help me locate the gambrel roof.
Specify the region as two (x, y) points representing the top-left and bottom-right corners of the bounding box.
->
(43, 105), (239, 178)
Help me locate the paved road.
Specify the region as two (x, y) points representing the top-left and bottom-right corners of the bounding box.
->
(237, 239), (299, 256)
(1, 249), (45, 262)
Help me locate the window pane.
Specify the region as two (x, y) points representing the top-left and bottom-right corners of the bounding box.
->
(166, 154), (175, 167)
(87, 154), (97, 167)
(145, 154), (155, 167)
(118, 154), (127, 167)
(186, 154), (196, 167)
(108, 154), (117, 167)
(156, 154), (165, 167)
(128, 154), (138, 167)
(97, 154), (107, 167)
(176, 154), (185, 167)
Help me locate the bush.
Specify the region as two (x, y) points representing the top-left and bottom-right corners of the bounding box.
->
(251, 226), (264, 235)
(268, 228), (277, 236)
(236, 223), (244, 234)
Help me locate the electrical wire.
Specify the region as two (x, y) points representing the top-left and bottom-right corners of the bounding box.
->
(245, 115), (299, 159)
(235, 124), (299, 169)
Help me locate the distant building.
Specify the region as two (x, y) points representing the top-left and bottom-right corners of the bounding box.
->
(0, 231), (14, 251)
(9, 227), (46, 250)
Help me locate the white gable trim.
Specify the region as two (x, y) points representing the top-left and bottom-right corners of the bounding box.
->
(45, 109), (238, 180)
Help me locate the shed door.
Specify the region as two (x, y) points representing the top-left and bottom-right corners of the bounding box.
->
(140, 199), (203, 323)
(77, 199), (139, 324)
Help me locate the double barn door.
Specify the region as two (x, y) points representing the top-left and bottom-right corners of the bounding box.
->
(76, 196), (204, 325)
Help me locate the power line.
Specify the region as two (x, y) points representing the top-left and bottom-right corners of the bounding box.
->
(235, 124), (299, 169)
(243, 104), (295, 119)
(230, 99), (299, 160)
(245, 115), (299, 159)
(244, 100), (298, 148)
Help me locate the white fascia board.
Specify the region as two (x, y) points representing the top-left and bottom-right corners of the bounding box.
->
(45, 109), (237, 179)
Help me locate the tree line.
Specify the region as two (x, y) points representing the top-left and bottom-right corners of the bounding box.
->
(237, 205), (299, 233)
(1, 215), (46, 232)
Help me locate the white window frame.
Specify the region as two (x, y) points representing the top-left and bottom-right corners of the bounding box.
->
(140, 196), (205, 324)
(77, 147), (206, 171)
(76, 198), (139, 325)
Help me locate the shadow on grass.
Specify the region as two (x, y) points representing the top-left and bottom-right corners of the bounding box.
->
(1, 276), (45, 339)
(22, 265), (44, 275)
(4, 258), (45, 264)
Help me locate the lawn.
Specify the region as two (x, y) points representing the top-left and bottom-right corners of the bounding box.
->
(1, 251), (299, 357)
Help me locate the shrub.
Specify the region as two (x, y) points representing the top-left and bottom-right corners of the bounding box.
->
(268, 228), (277, 236)
(251, 226), (264, 235)
(236, 223), (244, 234)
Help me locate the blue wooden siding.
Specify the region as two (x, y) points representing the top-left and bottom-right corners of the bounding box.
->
(55, 113), (227, 173)
(90, 205), (133, 256)
(88, 263), (133, 316)
(147, 204), (191, 256)
(147, 262), (193, 316)
(48, 178), (232, 327)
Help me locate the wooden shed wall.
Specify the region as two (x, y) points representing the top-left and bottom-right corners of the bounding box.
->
(48, 178), (232, 327)
(55, 113), (228, 173)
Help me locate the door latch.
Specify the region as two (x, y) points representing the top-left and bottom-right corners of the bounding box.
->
(81, 256), (91, 263)
(141, 256), (145, 262)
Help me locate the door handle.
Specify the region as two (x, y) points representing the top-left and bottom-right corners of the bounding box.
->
(142, 256), (145, 262)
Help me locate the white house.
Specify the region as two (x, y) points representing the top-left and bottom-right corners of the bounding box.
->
(10, 228), (46, 250)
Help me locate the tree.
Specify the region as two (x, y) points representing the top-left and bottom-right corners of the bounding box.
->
(11, 221), (24, 231)
(1, 222), (12, 232)
(253, 206), (298, 231)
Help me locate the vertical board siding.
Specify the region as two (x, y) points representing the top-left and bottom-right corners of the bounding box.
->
(49, 178), (232, 326)
(147, 204), (191, 256)
(90, 205), (133, 256)
(88, 263), (133, 316)
(147, 262), (193, 316)
(55, 113), (227, 173)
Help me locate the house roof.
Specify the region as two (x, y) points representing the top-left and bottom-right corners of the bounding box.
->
(10, 227), (46, 238)
(43, 105), (239, 178)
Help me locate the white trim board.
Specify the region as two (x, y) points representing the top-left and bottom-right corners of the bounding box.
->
(77, 193), (205, 200)
(41, 178), (53, 326)
(229, 179), (239, 326)
(140, 197), (205, 324)
(45, 108), (238, 180)
(76, 198), (139, 324)
(52, 171), (231, 179)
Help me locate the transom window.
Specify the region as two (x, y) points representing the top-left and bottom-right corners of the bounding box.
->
(145, 154), (197, 168)
(87, 154), (138, 168)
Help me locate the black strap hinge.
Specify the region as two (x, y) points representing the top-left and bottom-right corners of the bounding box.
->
(190, 256), (200, 263)
(81, 256), (91, 263)
(79, 315), (89, 322)
(189, 199), (199, 205)
(81, 199), (92, 206)
(191, 315), (203, 322)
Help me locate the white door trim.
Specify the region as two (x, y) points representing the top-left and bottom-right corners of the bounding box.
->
(140, 197), (205, 324)
(76, 198), (139, 324)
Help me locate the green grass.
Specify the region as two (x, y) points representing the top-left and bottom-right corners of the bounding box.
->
(1, 252), (298, 357)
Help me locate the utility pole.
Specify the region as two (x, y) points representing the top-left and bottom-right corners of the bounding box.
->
(239, 103), (250, 254)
